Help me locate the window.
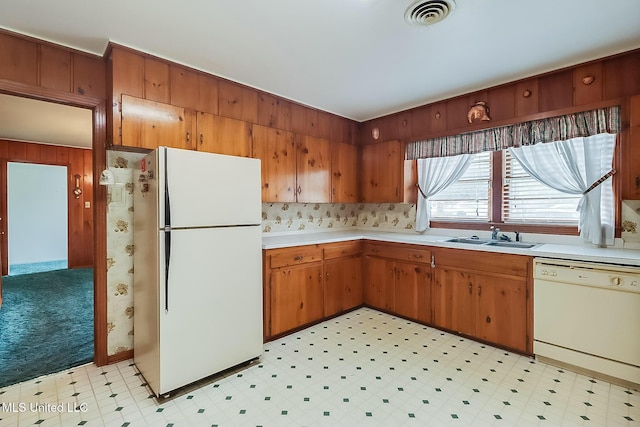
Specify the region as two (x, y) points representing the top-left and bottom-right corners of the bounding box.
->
(502, 150), (581, 224)
(429, 149), (581, 227)
(429, 151), (491, 221)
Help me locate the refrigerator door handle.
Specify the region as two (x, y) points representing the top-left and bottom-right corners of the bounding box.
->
(164, 147), (171, 313)
(164, 229), (171, 313)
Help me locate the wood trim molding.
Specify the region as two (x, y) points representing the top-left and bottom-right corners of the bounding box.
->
(107, 349), (133, 365)
(406, 98), (625, 144)
(0, 79), (109, 367)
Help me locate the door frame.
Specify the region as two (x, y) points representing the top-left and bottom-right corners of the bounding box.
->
(0, 79), (108, 366)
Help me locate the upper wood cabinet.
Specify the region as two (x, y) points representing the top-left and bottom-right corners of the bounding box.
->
(121, 95), (193, 150)
(296, 135), (331, 202)
(331, 142), (358, 203)
(361, 140), (405, 203)
(195, 112), (251, 157)
(252, 124), (297, 202)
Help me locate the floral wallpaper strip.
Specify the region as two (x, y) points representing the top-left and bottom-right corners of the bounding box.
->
(261, 203), (416, 232)
(105, 150), (144, 356)
(621, 200), (640, 243)
(355, 203), (416, 230)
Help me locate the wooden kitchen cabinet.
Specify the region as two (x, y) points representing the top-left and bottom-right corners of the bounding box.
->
(266, 245), (324, 337)
(361, 140), (405, 202)
(270, 263), (324, 337)
(331, 142), (358, 203)
(432, 248), (531, 353)
(363, 242), (432, 322)
(254, 128), (344, 203)
(252, 125), (297, 202)
(363, 256), (395, 312)
(195, 111), (252, 157)
(296, 135), (331, 202)
(323, 241), (363, 317)
(121, 95), (194, 150)
(264, 241), (363, 339)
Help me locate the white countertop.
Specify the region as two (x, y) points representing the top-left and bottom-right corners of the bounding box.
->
(262, 229), (640, 267)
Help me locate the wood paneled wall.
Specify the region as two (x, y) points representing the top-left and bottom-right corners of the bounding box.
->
(106, 44), (357, 149)
(0, 29), (109, 366)
(0, 140), (94, 273)
(359, 49), (640, 201)
(0, 31), (105, 100)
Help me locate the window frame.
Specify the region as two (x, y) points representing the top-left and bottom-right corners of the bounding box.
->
(428, 150), (579, 236)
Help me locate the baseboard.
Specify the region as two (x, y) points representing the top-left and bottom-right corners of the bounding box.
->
(107, 349), (133, 365)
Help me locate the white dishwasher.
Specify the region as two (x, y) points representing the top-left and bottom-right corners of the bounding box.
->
(533, 257), (640, 387)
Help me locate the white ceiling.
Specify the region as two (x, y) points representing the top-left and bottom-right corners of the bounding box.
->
(1, 0), (640, 122)
(0, 94), (93, 148)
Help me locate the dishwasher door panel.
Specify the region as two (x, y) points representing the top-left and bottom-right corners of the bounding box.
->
(534, 279), (640, 367)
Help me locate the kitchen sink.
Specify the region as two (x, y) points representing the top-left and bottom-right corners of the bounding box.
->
(445, 237), (538, 249)
(485, 241), (537, 249)
(445, 237), (492, 245)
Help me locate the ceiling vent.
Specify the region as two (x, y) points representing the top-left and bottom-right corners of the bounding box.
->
(404, 0), (456, 26)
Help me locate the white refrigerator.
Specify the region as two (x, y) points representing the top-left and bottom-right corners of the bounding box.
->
(133, 147), (263, 397)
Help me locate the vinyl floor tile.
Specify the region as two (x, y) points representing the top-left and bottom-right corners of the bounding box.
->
(1, 308), (638, 426)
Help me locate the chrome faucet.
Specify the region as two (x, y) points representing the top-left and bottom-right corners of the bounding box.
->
(491, 226), (512, 241)
(490, 226), (500, 240)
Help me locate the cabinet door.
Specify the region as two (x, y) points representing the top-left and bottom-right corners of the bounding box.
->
(475, 274), (527, 352)
(296, 135), (331, 202)
(394, 261), (431, 322)
(361, 140), (403, 202)
(324, 256), (363, 317)
(252, 125), (296, 202)
(363, 257), (395, 311)
(270, 263), (324, 336)
(197, 113), (252, 157)
(121, 95), (191, 150)
(331, 142), (358, 203)
(433, 267), (474, 336)
(394, 261), (418, 319)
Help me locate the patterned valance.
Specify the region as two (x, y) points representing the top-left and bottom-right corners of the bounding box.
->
(406, 106), (621, 160)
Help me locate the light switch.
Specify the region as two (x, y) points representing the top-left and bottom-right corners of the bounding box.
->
(109, 184), (126, 206)
(85, 201), (91, 208)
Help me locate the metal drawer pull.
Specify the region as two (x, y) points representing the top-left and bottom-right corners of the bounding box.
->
(294, 256), (303, 261)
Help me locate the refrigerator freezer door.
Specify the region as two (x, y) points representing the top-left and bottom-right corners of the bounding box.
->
(159, 148), (261, 228)
(157, 225), (263, 395)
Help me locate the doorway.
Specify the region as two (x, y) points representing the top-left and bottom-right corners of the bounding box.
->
(0, 94), (96, 386)
(7, 162), (68, 275)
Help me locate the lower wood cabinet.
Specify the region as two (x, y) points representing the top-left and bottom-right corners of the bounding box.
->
(264, 240), (532, 354)
(432, 248), (531, 353)
(324, 256), (363, 317)
(363, 242), (432, 323)
(270, 262), (324, 336)
(264, 241), (362, 339)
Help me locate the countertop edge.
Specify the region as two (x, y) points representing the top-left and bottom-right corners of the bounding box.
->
(262, 231), (640, 267)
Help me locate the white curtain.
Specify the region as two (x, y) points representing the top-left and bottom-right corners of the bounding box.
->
(416, 153), (474, 232)
(509, 133), (616, 246)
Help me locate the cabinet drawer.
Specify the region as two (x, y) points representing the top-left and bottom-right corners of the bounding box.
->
(363, 242), (431, 264)
(324, 241), (362, 260)
(435, 248), (529, 277)
(269, 245), (323, 268)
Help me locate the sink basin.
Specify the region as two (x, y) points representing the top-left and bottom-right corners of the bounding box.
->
(446, 237), (492, 245)
(485, 241), (537, 249)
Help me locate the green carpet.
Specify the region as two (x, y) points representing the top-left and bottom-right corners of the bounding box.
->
(0, 268), (94, 388)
